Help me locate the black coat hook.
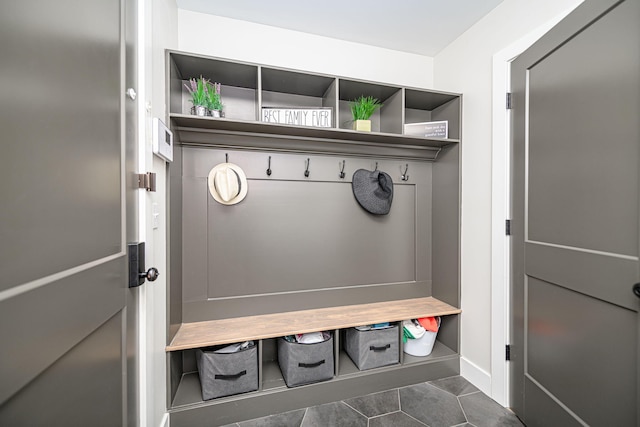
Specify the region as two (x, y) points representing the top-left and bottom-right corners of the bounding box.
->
(374, 162), (378, 171)
(225, 153), (229, 163)
(401, 164), (409, 181)
(339, 160), (346, 179)
(266, 156), (272, 176)
(304, 158), (310, 177)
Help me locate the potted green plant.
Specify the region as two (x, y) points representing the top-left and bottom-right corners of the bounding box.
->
(184, 76), (209, 117)
(349, 96), (383, 132)
(206, 81), (223, 118)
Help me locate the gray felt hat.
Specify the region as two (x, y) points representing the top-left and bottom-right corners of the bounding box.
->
(352, 169), (393, 215)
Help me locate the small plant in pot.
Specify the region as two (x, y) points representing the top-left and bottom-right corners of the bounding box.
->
(350, 96), (383, 132)
(206, 81), (223, 118)
(184, 76), (209, 117)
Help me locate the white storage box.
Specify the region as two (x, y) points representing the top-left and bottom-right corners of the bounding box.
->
(403, 317), (441, 357)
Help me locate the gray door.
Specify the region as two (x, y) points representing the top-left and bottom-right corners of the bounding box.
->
(510, 0), (640, 425)
(0, 0), (139, 425)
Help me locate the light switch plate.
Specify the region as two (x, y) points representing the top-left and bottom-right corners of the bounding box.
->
(152, 202), (160, 230)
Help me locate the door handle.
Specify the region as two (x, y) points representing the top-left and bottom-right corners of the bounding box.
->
(633, 283), (640, 298)
(128, 242), (159, 287)
(141, 267), (159, 282)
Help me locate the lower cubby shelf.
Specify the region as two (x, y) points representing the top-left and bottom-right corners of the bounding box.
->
(402, 340), (458, 365)
(261, 359), (286, 391)
(170, 340), (457, 410)
(169, 343), (459, 426)
(337, 339), (458, 377)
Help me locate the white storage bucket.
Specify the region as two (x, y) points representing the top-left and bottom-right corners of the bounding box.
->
(403, 317), (440, 357)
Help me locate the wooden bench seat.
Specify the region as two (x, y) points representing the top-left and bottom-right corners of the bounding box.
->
(167, 296), (461, 351)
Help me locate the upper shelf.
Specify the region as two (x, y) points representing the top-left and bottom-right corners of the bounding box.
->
(168, 50), (461, 159)
(166, 296), (461, 351)
(171, 114), (459, 147)
(171, 115), (458, 160)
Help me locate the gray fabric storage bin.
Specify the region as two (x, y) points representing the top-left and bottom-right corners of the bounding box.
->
(277, 335), (334, 387)
(345, 325), (399, 370)
(196, 343), (258, 400)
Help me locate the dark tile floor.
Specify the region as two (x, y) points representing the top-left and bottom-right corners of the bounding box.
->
(223, 376), (524, 427)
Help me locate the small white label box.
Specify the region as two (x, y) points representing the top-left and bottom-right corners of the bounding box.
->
(404, 120), (448, 139)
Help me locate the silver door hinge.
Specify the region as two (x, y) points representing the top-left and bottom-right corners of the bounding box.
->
(136, 172), (156, 192)
(505, 219), (512, 236)
(506, 92), (513, 110)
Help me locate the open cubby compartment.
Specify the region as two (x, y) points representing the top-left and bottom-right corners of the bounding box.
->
(399, 314), (459, 366)
(169, 349), (201, 408)
(260, 67), (337, 128)
(338, 79), (403, 134)
(262, 331), (341, 391)
(261, 338), (285, 391)
(170, 344), (264, 408)
(404, 89), (461, 140)
(169, 52), (259, 121)
(338, 324), (402, 376)
(401, 340), (459, 366)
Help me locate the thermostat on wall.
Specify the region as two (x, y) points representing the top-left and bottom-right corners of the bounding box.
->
(152, 117), (173, 162)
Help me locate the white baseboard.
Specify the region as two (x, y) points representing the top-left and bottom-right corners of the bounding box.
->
(460, 356), (492, 397)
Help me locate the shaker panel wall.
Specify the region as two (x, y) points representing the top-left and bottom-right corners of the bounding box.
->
(180, 148), (434, 321)
(207, 180), (416, 298)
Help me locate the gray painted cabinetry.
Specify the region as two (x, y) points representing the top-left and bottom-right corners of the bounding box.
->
(166, 51), (462, 426)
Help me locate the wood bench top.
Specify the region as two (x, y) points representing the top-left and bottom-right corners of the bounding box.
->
(167, 297), (461, 351)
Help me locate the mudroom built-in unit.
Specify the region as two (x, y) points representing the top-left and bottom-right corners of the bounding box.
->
(166, 50), (462, 426)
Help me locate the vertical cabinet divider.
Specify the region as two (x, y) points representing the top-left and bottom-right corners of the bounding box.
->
(257, 339), (264, 391)
(256, 66), (263, 121)
(400, 88), (406, 133)
(380, 89), (404, 134)
(334, 329), (341, 376)
(321, 78), (339, 129)
(398, 322), (405, 365)
(334, 79), (341, 128)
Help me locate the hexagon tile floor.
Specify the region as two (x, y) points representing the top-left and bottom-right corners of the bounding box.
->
(223, 376), (524, 427)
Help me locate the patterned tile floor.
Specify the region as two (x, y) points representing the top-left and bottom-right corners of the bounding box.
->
(223, 376), (524, 427)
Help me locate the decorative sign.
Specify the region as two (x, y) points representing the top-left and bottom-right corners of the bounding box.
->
(404, 120), (448, 139)
(262, 107), (332, 128)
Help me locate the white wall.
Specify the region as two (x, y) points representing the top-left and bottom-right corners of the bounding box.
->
(178, 10), (434, 89)
(141, 1), (178, 427)
(434, 0), (583, 395)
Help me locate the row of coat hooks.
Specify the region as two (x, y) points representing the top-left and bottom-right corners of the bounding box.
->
(224, 153), (410, 181)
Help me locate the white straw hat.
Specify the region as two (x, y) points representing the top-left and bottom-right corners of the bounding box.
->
(208, 163), (248, 205)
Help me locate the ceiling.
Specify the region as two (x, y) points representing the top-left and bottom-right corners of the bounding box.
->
(176, 0), (504, 56)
